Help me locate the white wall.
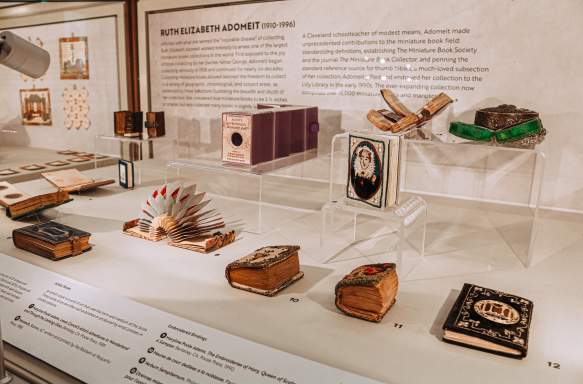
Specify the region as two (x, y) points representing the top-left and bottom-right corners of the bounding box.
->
(0, 2), (127, 152)
(138, 0), (583, 213)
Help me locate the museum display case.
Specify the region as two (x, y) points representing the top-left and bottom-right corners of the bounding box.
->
(1, 1), (583, 384)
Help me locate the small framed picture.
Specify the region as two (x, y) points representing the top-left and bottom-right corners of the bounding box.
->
(20, 88), (52, 126)
(59, 36), (89, 80)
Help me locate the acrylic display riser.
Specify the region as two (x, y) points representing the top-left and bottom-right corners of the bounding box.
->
(326, 129), (546, 280)
(165, 149), (329, 234)
(94, 134), (176, 187)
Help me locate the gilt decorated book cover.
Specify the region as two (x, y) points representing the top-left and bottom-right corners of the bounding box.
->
(442, 283), (533, 359)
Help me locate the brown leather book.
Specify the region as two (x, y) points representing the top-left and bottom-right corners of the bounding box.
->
(335, 263), (398, 322)
(13, 221), (91, 260)
(41, 168), (114, 193)
(114, 111), (143, 137)
(0, 182), (71, 219)
(225, 245), (304, 296)
(145, 111), (165, 138)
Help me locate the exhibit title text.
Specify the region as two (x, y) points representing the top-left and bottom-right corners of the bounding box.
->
(160, 22), (261, 36)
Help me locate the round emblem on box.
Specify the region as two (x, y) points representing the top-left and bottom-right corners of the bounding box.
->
(350, 140), (381, 200)
(231, 132), (243, 147)
(474, 300), (520, 325)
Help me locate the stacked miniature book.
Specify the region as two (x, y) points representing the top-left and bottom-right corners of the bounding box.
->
(335, 263), (399, 322)
(0, 181), (71, 219)
(13, 221), (91, 260)
(123, 183), (236, 253)
(41, 168), (114, 193)
(442, 283), (533, 359)
(225, 245), (303, 296)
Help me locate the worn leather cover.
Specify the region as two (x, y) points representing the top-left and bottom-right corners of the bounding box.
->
(225, 245), (303, 296)
(442, 283), (533, 359)
(335, 263), (398, 322)
(13, 221), (91, 260)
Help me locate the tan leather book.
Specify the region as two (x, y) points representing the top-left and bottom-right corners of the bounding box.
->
(335, 263), (398, 322)
(225, 245), (303, 296)
(41, 168), (114, 193)
(0, 182), (71, 219)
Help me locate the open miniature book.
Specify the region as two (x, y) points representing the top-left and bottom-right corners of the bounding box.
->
(0, 181), (71, 219)
(41, 168), (114, 193)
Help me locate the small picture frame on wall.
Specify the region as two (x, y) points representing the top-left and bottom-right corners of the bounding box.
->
(20, 88), (52, 126)
(59, 36), (89, 80)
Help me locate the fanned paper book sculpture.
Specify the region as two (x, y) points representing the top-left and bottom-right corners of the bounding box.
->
(123, 183), (236, 253)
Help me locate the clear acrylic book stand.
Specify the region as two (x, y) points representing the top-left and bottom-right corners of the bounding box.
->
(319, 131), (428, 279)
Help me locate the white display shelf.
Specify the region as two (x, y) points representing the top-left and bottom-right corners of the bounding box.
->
(2, 164), (581, 384)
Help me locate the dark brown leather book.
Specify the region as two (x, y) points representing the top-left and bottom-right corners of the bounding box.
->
(225, 245), (303, 296)
(114, 111), (143, 137)
(145, 111), (165, 138)
(0, 182), (72, 219)
(335, 263), (398, 322)
(442, 283), (533, 359)
(13, 221), (91, 260)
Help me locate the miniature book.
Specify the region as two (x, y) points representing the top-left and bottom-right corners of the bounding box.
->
(0, 181), (71, 219)
(114, 111), (143, 137)
(369, 89), (452, 133)
(118, 159), (134, 189)
(13, 221), (91, 260)
(222, 109), (275, 165)
(442, 283), (533, 359)
(41, 168), (114, 193)
(145, 111), (165, 138)
(123, 183), (236, 252)
(225, 245), (303, 296)
(335, 263), (398, 322)
(257, 104), (319, 152)
(347, 133), (401, 209)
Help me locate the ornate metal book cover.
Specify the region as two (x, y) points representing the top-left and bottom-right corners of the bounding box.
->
(442, 283), (533, 359)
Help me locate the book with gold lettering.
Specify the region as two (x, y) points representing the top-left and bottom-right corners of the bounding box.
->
(442, 283), (533, 359)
